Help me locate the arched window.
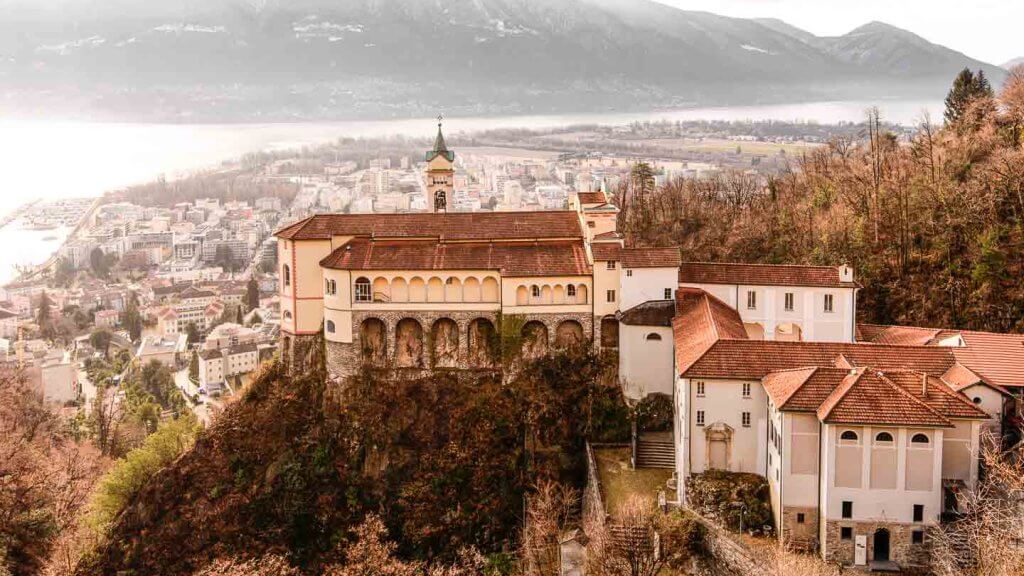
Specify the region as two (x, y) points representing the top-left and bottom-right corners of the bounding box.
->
(875, 432), (894, 443)
(840, 430), (859, 442)
(326, 320), (336, 333)
(355, 277), (371, 302)
(567, 284), (577, 299)
(646, 333), (663, 341)
(911, 433), (930, 445)
(531, 285), (541, 298)
(283, 310), (293, 320)
(282, 265), (291, 287)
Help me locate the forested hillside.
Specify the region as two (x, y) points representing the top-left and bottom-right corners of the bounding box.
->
(617, 67), (1024, 333)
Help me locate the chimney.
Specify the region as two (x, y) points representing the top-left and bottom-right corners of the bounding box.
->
(838, 265), (854, 283)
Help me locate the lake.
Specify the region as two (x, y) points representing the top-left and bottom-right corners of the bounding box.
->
(0, 98), (943, 283)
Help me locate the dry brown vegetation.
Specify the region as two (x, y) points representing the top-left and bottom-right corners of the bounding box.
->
(619, 68), (1024, 332)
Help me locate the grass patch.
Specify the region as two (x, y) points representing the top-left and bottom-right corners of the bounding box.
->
(593, 447), (672, 518)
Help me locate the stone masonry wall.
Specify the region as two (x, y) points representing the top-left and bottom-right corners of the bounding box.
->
(326, 310), (594, 379)
(780, 506), (819, 551)
(823, 520), (931, 567)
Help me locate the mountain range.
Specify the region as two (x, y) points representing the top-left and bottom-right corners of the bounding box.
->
(0, 0), (1007, 122)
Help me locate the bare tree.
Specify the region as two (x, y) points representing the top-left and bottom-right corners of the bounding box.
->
(521, 480), (580, 576)
(931, 443), (1024, 576)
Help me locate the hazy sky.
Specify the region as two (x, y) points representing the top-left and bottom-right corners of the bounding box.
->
(656, 0), (1021, 65)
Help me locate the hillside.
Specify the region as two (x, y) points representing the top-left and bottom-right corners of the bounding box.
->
(74, 349), (628, 574)
(0, 0), (1005, 121)
(1004, 57), (1024, 70)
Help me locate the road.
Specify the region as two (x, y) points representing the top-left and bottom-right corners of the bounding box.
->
(174, 367), (213, 426)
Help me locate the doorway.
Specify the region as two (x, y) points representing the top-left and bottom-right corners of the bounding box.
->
(873, 528), (890, 562)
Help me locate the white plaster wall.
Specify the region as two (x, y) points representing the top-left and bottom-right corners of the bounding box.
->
(620, 267), (676, 311)
(687, 378), (767, 475)
(619, 325), (674, 400)
(783, 412), (821, 508)
(823, 425), (944, 525)
(678, 282), (857, 343)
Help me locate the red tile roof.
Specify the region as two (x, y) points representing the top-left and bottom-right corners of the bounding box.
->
(275, 211), (584, 241)
(950, 331), (1024, 390)
(673, 288), (748, 373)
(882, 370), (989, 420)
(679, 262), (859, 288)
(817, 370), (951, 427)
(862, 325), (942, 346)
(680, 339), (957, 380)
(319, 239), (592, 277)
(577, 191), (609, 204)
(591, 243), (621, 261)
(764, 367), (849, 412)
(621, 247), (682, 269)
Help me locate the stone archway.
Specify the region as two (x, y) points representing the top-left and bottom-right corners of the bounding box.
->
(468, 318), (498, 368)
(431, 318), (459, 368)
(359, 318), (387, 367)
(555, 320), (585, 350)
(521, 321), (549, 360)
(395, 318), (425, 368)
(600, 316), (620, 348)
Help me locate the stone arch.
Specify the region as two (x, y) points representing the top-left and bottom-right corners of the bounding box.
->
(391, 277), (409, 302)
(463, 277), (481, 302)
(444, 277), (463, 302)
(521, 321), (549, 360)
(409, 277), (427, 302)
(555, 320), (585, 349)
(372, 277), (390, 302)
(600, 316), (620, 348)
(516, 285), (529, 305)
(431, 318), (460, 368)
(576, 284), (588, 304)
(541, 285), (553, 304)
(359, 317), (387, 367)
(395, 318), (425, 368)
(468, 318), (498, 368)
(553, 285), (566, 304)
(427, 277), (444, 303)
(482, 277), (500, 302)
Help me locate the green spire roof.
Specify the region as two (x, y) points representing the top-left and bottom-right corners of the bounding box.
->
(426, 118), (455, 162)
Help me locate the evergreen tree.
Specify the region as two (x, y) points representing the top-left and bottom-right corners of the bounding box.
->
(123, 291), (143, 342)
(945, 68), (995, 124)
(188, 350), (199, 383)
(36, 290), (55, 340)
(185, 322), (201, 347)
(245, 277), (260, 311)
(235, 305), (244, 325)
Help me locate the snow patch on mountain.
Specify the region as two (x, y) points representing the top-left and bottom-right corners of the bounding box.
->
(741, 44), (772, 55)
(36, 36), (105, 55)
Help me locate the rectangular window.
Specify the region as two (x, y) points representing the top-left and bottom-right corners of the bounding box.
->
(626, 269), (633, 277)
(606, 290), (616, 303)
(696, 410), (705, 426)
(842, 501), (853, 519)
(746, 290), (757, 310)
(742, 382), (751, 398)
(840, 527), (853, 540)
(913, 504), (924, 523)
(797, 513), (805, 524)
(784, 292), (794, 311)
(664, 288), (673, 300)
(742, 412), (751, 427)
(607, 261), (617, 270)
(912, 530), (924, 544)
(355, 282), (371, 303)
(696, 381), (705, 397)
(824, 294), (834, 313)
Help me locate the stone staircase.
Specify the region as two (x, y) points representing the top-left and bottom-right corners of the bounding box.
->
(636, 431), (675, 469)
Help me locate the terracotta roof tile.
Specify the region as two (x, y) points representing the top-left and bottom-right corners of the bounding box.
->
(951, 331), (1024, 390)
(621, 247), (682, 269)
(680, 339), (956, 380)
(679, 261), (859, 288)
(764, 367), (850, 412)
(577, 191), (609, 204)
(619, 300), (675, 327)
(673, 288), (748, 373)
(275, 211), (584, 241)
(882, 370), (989, 420)
(592, 243), (622, 261)
(320, 239), (591, 277)
(817, 370), (951, 427)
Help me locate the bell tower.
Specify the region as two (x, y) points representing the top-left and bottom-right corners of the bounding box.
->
(425, 115), (454, 213)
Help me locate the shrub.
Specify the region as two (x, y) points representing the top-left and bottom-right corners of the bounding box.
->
(633, 393), (674, 432)
(686, 470), (773, 535)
